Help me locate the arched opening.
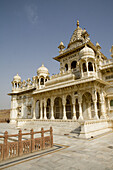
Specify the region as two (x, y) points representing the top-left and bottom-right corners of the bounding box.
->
(71, 61), (77, 70)
(83, 63), (87, 72)
(15, 83), (17, 88)
(66, 95), (72, 119)
(75, 99), (79, 119)
(110, 100), (113, 106)
(65, 64), (68, 71)
(54, 97), (63, 119)
(46, 98), (51, 119)
(40, 78), (44, 85)
(97, 92), (101, 118)
(36, 100), (40, 119)
(88, 62), (93, 71)
(82, 92), (93, 119)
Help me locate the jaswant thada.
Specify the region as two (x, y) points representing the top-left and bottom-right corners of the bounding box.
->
(8, 21), (113, 138)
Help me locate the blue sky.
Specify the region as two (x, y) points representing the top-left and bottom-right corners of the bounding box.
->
(0, 0), (113, 109)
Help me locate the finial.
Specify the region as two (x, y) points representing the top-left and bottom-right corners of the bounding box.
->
(42, 63), (44, 67)
(77, 20), (79, 27)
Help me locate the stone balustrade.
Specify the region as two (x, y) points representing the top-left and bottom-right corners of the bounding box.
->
(0, 127), (53, 161)
(102, 59), (113, 66)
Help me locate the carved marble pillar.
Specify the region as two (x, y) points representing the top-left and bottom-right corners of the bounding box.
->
(78, 102), (83, 120)
(81, 64), (83, 77)
(72, 94), (76, 120)
(78, 93), (83, 120)
(44, 99), (47, 120)
(62, 95), (67, 120)
(32, 99), (36, 120)
(10, 95), (18, 123)
(21, 98), (24, 118)
(72, 103), (76, 120)
(68, 62), (71, 71)
(92, 90), (99, 120)
(51, 97), (54, 120)
(93, 63), (95, 72)
(86, 60), (89, 77)
(93, 100), (99, 119)
(40, 100), (43, 120)
(108, 99), (110, 114)
(100, 92), (107, 119)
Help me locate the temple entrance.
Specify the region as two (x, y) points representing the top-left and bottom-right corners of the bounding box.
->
(46, 98), (51, 119)
(54, 97), (63, 119)
(36, 100), (40, 119)
(82, 92), (93, 119)
(66, 95), (72, 119)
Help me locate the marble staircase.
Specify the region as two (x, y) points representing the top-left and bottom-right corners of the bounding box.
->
(16, 120), (81, 136)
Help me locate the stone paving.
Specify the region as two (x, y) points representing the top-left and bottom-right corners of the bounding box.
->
(0, 123), (113, 170)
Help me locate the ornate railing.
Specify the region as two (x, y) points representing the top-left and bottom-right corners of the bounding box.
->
(0, 127), (53, 161)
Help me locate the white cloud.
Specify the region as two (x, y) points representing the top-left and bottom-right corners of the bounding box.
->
(25, 4), (38, 24)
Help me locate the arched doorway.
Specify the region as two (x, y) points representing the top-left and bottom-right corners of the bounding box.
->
(54, 97), (63, 119)
(82, 92), (93, 119)
(97, 92), (101, 118)
(66, 95), (72, 119)
(35, 100), (40, 119)
(46, 98), (51, 119)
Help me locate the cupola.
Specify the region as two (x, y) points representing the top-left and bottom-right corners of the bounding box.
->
(58, 41), (65, 53)
(79, 44), (94, 58)
(13, 73), (21, 82)
(12, 73), (21, 91)
(37, 64), (49, 76)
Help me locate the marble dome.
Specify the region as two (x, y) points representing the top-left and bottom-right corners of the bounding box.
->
(80, 44), (94, 57)
(37, 64), (49, 76)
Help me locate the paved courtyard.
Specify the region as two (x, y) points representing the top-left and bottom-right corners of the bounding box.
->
(0, 123), (113, 170)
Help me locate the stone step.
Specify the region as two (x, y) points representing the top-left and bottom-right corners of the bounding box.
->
(17, 120), (81, 136)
